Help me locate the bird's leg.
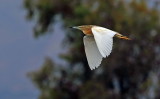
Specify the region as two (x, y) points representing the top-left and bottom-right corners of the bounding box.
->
(115, 33), (131, 40)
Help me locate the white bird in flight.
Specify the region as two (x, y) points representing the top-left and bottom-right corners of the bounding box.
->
(70, 25), (130, 70)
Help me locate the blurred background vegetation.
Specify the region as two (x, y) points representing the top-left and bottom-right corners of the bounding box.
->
(23, 0), (160, 99)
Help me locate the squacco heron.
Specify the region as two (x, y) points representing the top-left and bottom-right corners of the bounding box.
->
(70, 25), (130, 70)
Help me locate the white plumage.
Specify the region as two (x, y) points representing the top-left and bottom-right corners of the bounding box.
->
(83, 36), (103, 70)
(83, 26), (116, 70)
(71, 25), (130, 70)
(92, 26), (116, 57)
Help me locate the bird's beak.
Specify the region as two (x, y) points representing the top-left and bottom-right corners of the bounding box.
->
(69, 26), (80, 30)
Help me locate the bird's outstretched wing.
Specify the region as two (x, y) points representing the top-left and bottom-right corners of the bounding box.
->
(92, 26), (116, 57)
(83, 36), (103, 70)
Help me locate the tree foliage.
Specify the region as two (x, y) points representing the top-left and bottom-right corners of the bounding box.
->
(24, 0), (160, 98)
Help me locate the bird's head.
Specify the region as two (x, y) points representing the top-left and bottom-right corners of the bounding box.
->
(70, 25), (94, 31)
(70, 25), (95, 35)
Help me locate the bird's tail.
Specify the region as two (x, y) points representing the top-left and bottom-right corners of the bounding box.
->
(115, 33), (131, 40)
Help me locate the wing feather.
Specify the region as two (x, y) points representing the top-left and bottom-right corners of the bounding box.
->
(92, 26), (116, 58)
(83, 36), (103, 70)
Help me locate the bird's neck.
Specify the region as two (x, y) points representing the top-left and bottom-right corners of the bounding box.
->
(83, 28), (93, 35)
